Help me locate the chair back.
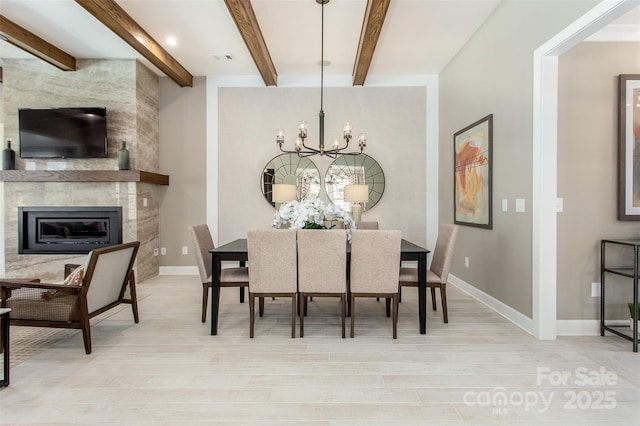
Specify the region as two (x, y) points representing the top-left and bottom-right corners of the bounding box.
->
(297, 229), (347, 293)
(430, 224), (459, 283)
(84, 241), (139, 314)
(356, 221), (379, 229)
(350, 230), (401, 293)
(188, 224), (214, 283)
(247, 229), (297, 293)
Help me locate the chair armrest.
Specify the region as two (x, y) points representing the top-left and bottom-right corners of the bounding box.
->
(0, 279), (82, 292)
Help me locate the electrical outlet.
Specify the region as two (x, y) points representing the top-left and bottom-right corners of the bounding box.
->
(160, 247), (166, 255)
(464, 257), (469, 268)
(153, 248), (159, 257)
(591, 282), (601, 297)
(143, 198), (148, 207)
(502, 199), (508, 212)
(182, 246), (188, 255)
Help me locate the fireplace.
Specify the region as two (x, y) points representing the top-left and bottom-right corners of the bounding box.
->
(18, 207), (123, 254)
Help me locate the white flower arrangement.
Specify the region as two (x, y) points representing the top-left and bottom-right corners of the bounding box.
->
(272, 198), (355, 239)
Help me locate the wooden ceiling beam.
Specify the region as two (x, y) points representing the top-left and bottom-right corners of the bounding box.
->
(352, 0), (390, 86)
(224, 0), (277, 87)
(75, 0), (193, 87)
(0, 15), (76, 71)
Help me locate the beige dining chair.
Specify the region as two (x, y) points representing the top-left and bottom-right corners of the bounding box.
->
(399, 223), (459, 323)
(349, 230), (402, 338)
(247, 229), (298, 338)
(188, 224), (249, 323)
(297, 229), (348, 338)
(356, 221), (379, 229)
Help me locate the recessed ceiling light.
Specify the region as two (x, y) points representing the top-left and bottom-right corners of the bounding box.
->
(213, 54), (234, 61)
(166, 37), (177, 46)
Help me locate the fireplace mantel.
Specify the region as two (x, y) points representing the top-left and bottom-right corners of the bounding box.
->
(0, 170), (169, 185)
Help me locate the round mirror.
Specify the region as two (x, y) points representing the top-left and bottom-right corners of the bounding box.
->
(261, 153), (321, 207)
(325, 154), (385, 213)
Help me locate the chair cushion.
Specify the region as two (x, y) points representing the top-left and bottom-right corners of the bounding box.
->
(9, 289), (79, 321)
(399, 267), (443, 285)
(208, 267), (249, 284)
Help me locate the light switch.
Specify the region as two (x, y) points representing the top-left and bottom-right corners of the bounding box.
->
(516, 198), (525, 213)
(556, 197), (563, 213)
(502, 199), (508, 212)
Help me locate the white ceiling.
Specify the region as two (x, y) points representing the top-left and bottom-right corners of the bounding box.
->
(0, 1), (637, 83)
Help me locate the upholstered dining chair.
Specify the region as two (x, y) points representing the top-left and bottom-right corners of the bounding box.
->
(0, 241), (140, 354)
(349, 230), (402, 339)
(188, 224), (249, 323)
(247, 229), (298, 338)
(297, 229), (348, 338)
(356, 221), (379, 229)
(399, 223), (459, 323)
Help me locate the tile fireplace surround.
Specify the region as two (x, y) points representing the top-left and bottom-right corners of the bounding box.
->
(1, 178), (161, 283)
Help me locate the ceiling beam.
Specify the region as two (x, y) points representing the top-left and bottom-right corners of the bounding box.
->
(75, 0), (193, 87)
(224, 0), (277, 87)
(0, 15), (76, 71)
(352, 0), (390, 86)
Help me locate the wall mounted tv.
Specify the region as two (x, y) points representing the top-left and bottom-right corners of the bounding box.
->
(18, 107), (108, 159)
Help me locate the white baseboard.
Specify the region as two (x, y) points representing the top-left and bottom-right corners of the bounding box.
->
(159, 266), (198, 275)
(448, 274), (534, 336)
(556, 320), (600, 336)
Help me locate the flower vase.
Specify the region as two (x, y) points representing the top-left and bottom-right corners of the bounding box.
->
(3, 139), (15, 170)
(118, 141), (130, 170)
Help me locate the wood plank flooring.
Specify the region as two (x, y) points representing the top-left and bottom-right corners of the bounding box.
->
(1, 274), (638, 424)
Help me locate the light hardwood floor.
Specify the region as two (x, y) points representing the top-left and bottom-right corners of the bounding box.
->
(1, 274), (638, 425)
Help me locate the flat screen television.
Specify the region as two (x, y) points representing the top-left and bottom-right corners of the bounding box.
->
(18, 107), (108, 159)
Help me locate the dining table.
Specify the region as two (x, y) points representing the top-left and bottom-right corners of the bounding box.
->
(210, 238), (430, 335)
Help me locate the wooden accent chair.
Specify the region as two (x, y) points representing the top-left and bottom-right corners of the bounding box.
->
(399, 224), (459, 323)
(349, 230), (402, 338)
(0, 241), (140, 354)
(188, 224), (249, 322)
(247, 229), (297, 338)
(297, 229), (348, 338)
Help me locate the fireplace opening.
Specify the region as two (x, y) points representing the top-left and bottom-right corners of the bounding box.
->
(19, 207), (122, 254)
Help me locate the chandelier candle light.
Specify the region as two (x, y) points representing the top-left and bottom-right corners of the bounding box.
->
(276, 0), (366, 158)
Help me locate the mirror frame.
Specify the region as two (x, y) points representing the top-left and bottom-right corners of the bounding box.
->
(260, 153), (321, 207)
(324, 154), (385, 213)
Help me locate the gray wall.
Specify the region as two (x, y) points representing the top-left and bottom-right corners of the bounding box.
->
(159, 77), (207, 266)
(557, 41), (640, 320)
(439, 0), (598, 317)
(217, 86), (427, 246)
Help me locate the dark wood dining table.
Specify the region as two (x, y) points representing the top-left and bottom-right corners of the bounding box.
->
(210, 238), (430, 335)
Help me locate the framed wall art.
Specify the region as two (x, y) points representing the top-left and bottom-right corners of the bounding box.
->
(454, 114), (493, 229)
(618, 74), (640, 221)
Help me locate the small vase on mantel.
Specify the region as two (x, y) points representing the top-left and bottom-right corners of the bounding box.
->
(3, 138), (16, 170)
(118, 141), (130, 170)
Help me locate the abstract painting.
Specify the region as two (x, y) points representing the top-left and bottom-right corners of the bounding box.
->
(454, 114), (493, 228)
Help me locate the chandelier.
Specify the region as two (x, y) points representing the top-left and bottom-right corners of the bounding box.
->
(276, 0), (366, 158)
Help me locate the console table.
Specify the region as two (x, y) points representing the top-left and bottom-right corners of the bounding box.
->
(600, 239), (639, 352)
(0, 308), (10, 386)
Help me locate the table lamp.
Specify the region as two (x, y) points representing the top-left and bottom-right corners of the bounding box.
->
(272, 184), (297, 204)
(344, 184), (369, 223)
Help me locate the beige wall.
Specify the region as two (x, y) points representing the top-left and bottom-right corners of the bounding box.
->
(158, 77), (207, 266)
(557, 42), (640, 320)
(439, 0), (599, 317)
(217, 87), (427, 246)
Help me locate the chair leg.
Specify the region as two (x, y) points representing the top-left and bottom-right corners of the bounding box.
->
(202, 282), (209, 323)
(392, 293), (398, 339)
(340, 294), (346, 339)
(239, 286), (245, 303)
(259, 297), (265, 317)
(430, 287), (437, 310)
(398, 285), (402, 303)
(385, 298), (391, 317)
(440, 285), (448, 323)
(249, 292), (255, 338)
(81, 321), (92, 354)
(350, 294), (356, 338)
(128, 271), (139, 323)
(290, 294), (296, 339)
(299, 294), (305, 338)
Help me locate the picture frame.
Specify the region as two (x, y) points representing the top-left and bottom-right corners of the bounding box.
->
(454, 114), (493, 229)
(618, 74), (640, 221)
